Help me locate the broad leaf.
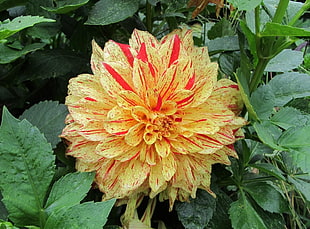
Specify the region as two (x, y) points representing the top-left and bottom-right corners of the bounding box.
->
(227, 0), (262, 11)
(286, 147), (310, 173)
(265, 49), (303, 72)
(207, 18), (235, 40)
(175, 190), (216, 229)
(19, 101), (68, 148)
(0, 16), (55, 40)
(219, 52), (241, 76)
(253, 121), (283, 150)
(261, 22), (310, 37)
(271, 107), (310, 130)
(42, 0), (90, 14)
(250, 85), (275, 120)
(244, 182), (288, 213)
(278, 126), (310, 148)
(207, 36), (240, 55)
(0, 220), (19, 229)
(44, 199), (116, 229)
(0, 107), (55, 227)
(0, 0), (27, 11)
(45, 172), (95, 214)
(0, 43), (45, 64)
(86, 0), (140, 25)
(229, 193), (267, 229)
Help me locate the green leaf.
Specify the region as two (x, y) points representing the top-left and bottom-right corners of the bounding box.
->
(250, 85), (275, 120)
(42, 0), (90, 14)
(245, 139), (273, 162)
(45, 172), (95, 214)
(286, 147), (310, 173)
(253, 121), (283, 150)
(265, 49), (303, 72)
(244, 182), (288, 213)
(288, 176), (310, 202)
(175, 190), (216, 229)
(207, 18), (235, 40)
(44, 199), (116, 229)
(0, 0), (27, 12)
(219, 52), (241, 76)
(278, 126), (310, 148)
(227, 0), (262, 11)
(0, 16), (55, 40)
(271, 107), (310, 130)
(229, 193), (267, 229)
(270, 72), (310, 106)
(86, 0), (139, 25)
(0, 43), (45, 64)
(207, 36), (240, 55)
(261, 22), (310, 37)
(19, 101), (68, 148)
(0, 193), (8, 221)
(249, 163), (286, 181)
(0, 220), (19, 229)
(18, 49), (88, 82)
(0, 107), (55, 227)
(239, 20), (257, 64)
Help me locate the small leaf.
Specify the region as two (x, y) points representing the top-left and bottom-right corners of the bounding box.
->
(288, 176), (310, 202)
(44, 199), (116, 229)
(271, 107), (310, 130)
(0, 43), (45, 64)
(229, 193), (267, 229)
(227, 0), (262, 11)
(19, 101), (68, 148)
(0, 16), (55, 40)
(219, 52), (241, 76)
(265, 49), (303, 72)
(244, 182), (288, 213)
(249, 163), (286, 181)
(175, 189), (216, 229)
(261, 22), (310, 37)
(0, 107), (55, 227)
(207, 36), (240, 55)
(42, 0), (90, 14)
(253, 121), (283, 150)
(207, 18), (235, 40)
(86, 0), (140, 25)
(45, 172), (95, 214)
(0, 219), (19, 229)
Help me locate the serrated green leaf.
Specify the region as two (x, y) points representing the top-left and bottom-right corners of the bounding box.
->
(42, 0), (90, 14)
(271, 107), (310, 130)
(175, 190), (216, 229)
(286, 147), (310, 173)
(45, 172), (95, 214)
(207, 18), (235, 40)
(19, 101), (68, 148)
(85, 0), (139, 25)
(288, 176), (310, 202)
(245, 139), (273, 162)
(44, 199), (116, 229)
(244, 182), (288, 213)
(0, 43), (45, 64)
(0, 16), (55, 40)
(0, 107), (55, 227)
(252, 204), (286, 229)
(265, 49), (303, 72)
(207, 36), (240, 55)
(0, 220), (19, 229)
(227, 0), (262, 11)
(253, 121), (283, 150)
(229, 193), (267, 229)
(250, 85), (275, 120)
(278, 126), (310, 148)
(249, 163), (286, 181)
(261, 22), (310, 37)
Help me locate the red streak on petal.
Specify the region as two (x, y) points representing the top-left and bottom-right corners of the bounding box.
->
(128, 151), (140, 161)
(168, 35), (181, 68)
(153, 94), (162, 111)
(176, 93), (194, 106)
(185, 73), (195, 90)
(229, 84), (239, 89)
(113, 130), (128, 135)
(108, 119), (134, 123)
(84, 97), (97, 102)
(195, 119), (207, 122)
(227, 144), (235, 150)
(106, 161), (116, 174)
(116, 42), (134, 67)
(148, 62), (156, 78)
(137, 43), (148, 62)
(73, 141), (88, 148)
(180, 136), (203, 149)
(103, 62), (134, 91)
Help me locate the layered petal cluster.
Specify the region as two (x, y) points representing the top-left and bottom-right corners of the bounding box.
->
(61, 29), (246, 209)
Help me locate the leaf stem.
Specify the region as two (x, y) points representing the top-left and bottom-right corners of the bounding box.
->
(272, 0), (289, 24)
(249, 58), (269, 93)
(254, 6), (260, 34)
(146, 1), (152, 33)
(288, 0), (310, 26)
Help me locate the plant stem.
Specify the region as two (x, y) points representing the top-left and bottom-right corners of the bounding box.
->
(272, 0), (289, 23)
(254, 6), (260, 34)
(146, 1), (152, 33)
(249, 58), (269, 93)
(288, 0), (310, 26)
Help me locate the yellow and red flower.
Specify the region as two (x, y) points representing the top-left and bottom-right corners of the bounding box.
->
(61, 29), (245, 218)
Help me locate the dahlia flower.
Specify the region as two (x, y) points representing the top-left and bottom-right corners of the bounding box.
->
(61, 28), (245, 224)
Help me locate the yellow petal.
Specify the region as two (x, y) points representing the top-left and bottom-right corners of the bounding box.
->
(154, 138), (171, 158)
(149, 163), (167, 193)
(125, 123), (145, 146)
(96, 136), (128, 158)
(161, 153), (177, 181)
(117, 90), (144, 109)
(170, 136), (204, 154)
(103, 40), (134, 67)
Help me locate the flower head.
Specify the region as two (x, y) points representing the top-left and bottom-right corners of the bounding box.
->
(61, 29), (246, 210)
